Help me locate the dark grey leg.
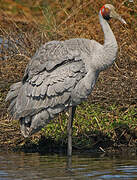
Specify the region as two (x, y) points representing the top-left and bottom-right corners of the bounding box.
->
(67, 106), (76, 156)
(66, 156), (72, 170)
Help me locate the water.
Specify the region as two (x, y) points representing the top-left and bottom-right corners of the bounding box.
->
(0, 151), (136, 180)
(0, 37), (20, 60)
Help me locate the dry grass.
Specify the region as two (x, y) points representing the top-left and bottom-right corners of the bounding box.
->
(0, 0), (136, 151)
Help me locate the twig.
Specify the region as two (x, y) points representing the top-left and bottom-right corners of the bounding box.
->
(14, 53), (31, 60)
(57, 0), (94, 28)
(99, 146), (105, 152)
(95, 117), (102, 130)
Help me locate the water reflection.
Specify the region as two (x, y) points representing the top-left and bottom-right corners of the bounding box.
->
(0, 37), (9, 49)
(0, 37), (21, 60)
(0, 151), (137, 179)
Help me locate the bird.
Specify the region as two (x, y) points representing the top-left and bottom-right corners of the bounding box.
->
(6, 4), (126, 156)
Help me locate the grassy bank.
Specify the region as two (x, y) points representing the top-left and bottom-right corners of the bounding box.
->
(0, 0), (136, 153)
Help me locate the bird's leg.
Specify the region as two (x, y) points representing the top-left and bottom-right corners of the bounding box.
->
(67, 106), (76, 156)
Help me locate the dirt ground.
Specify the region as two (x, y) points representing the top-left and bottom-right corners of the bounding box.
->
(0, 0), (136, 153)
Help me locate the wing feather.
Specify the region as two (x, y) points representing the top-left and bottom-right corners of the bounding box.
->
(22, 38), (92, 82)
(14, 60), (86, 119)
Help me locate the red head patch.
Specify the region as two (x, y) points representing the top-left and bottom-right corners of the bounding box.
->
(100, 5), (111, 21)
(101, 5), (105, 16)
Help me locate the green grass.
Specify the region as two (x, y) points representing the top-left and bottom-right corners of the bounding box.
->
(40, 102), (136, 150)
(0, 0), (136, 152)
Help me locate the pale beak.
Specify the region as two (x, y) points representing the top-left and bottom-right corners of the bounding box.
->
(118, 17), (127, 24)
(111, 10), (127, 24)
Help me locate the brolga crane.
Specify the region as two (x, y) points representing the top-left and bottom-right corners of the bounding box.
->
(6, 4), (126, 156)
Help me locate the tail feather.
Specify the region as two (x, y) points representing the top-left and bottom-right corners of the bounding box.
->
(6, 82), (22, 116)
(8, 98), (17, 116)
(6, 82), (22, 102)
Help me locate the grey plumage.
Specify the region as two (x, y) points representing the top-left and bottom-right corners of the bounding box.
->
(6, 4), (126, 142)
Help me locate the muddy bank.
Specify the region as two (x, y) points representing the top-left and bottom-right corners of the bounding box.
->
(0, 0), (136, 154)
(0, 81), (136, 154)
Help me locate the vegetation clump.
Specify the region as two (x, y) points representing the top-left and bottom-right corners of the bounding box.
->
(0, 0), (136, 153)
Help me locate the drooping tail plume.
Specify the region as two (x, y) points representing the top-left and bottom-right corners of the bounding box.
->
(6, 82), (22, 116)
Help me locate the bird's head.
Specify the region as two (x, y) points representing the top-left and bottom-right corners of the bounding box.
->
(100, 4), (127, 24)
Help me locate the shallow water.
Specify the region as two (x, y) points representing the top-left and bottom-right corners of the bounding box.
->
(0, 37), (20, 60)
(0, 151), (137, 180)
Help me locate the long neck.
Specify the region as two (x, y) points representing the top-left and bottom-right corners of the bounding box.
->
(99, 11), (117, 47)
(98, 11), (118, 70)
